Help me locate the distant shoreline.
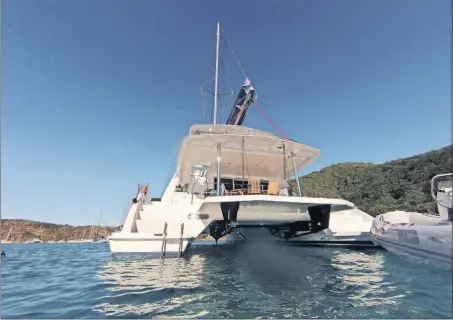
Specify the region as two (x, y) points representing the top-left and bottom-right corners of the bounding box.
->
(1, 218), (225, 243)
(1, 218), (117, 243)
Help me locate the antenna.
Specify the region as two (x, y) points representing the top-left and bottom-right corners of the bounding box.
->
(213, 22), (220, 124)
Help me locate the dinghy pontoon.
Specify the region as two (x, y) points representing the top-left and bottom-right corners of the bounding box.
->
(371, 173), (452, 267)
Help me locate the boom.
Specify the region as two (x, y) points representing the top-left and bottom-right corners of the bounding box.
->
(225, 78), (256, 126)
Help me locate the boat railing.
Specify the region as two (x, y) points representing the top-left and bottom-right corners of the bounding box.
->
(189, 180), (291, 204)
(189, 180), (215, 204)
(119, 189), (147, 233)
(430, 173), (453, 209)
(190, 126), (281, 139)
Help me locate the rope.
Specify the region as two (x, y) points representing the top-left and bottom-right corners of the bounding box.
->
(219, 26), (290, 141)
(201, 44), (217, 122)
(231, 105), (246, 125)
(201, 87), (207, 123)
(253, 101), (290, 140)
(220, 65), (233, 94)
(244, 138), (250, 182)
(241, 137), (245, 182)
(222, 28), (247, 79)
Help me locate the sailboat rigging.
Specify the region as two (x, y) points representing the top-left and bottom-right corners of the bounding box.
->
(107, 22), (377, 257)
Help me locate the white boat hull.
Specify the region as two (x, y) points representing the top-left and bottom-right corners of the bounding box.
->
(371, 211), (453, 267)
(286, 231), (374, 247)
(108, 233), (192, 256)
(372, 233), (452, 265)
(27, 238), (43, 243)
(109, 193), (376, 255)
(200, 198), (311, 223)
(285, 207), (375, 247)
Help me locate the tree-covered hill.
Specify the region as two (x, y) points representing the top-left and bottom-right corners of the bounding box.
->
(294, 145), (452, 216)
(0, 219), (118, 243)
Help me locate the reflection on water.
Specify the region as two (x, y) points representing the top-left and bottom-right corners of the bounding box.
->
(329, 250), (452, 318)
(98, 255), (205, 290)
(95, 255), (208, 317)
(330, 250), (410, 319)
(332, 251), (389, 307)
(93, 239), (452, 319)
(1, 242), (452, 319)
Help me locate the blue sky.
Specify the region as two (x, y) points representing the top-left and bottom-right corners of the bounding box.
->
(2, 0), (451, 226)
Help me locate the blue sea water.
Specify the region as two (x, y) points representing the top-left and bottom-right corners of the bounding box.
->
(1, 240), (452, 319)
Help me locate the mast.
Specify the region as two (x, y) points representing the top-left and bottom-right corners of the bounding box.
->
(6, 227), (12, 241)
(213, 21), (220, 125)
(96, 212), (103, 240)
(213, 22), (222, 195)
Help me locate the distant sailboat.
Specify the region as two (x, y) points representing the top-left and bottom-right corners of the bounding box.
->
(2, 227), (13, 243)
(91, 212), (108, 243)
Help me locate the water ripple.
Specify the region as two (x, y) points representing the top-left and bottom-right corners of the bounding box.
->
(2, 241), (452, 318)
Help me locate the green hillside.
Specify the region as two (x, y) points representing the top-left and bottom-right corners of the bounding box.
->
(294, 145), (452, 216)
(1, 219), (119, 243)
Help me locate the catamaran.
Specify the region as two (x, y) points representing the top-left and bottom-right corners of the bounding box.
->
(108, 23), (376, 256)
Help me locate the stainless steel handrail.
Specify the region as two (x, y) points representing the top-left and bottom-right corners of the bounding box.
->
(430, 173), (453, 209)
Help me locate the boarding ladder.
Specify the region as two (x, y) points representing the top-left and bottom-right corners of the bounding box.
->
(160, 222), (186, 259)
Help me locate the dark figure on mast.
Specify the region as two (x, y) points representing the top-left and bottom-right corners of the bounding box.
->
(225, 78), (256, 126)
